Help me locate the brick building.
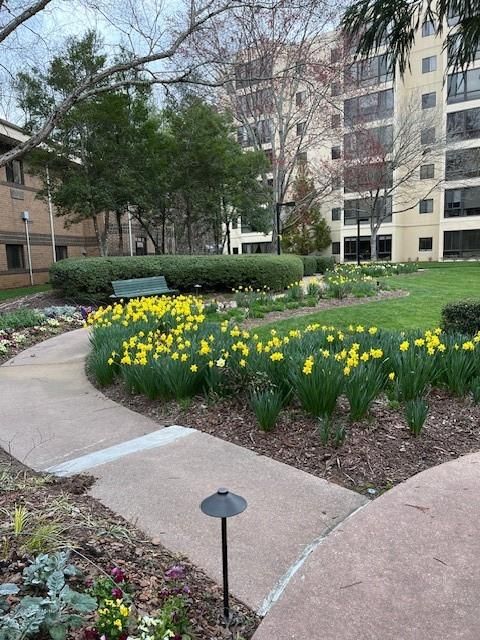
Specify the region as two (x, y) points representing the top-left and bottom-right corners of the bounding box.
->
(0, 119), (98, 289)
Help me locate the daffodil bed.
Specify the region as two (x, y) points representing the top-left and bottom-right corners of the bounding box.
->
(87, 295), (480, 492)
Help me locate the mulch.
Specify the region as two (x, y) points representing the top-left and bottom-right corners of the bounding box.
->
(0, 448), (259, 639)
(101, 383), (480, 496)
(0, 291), (69, 313)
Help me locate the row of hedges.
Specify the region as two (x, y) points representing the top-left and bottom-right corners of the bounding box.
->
(300, 256), (335, 276)
(50, 255), (304, 301)
(442, 300), (480, 335)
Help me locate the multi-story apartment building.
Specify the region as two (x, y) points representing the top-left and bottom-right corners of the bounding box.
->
(0, 119), (99, 289)
(227, 15), (480, 262)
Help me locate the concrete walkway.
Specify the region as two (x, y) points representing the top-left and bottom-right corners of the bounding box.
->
(3, 329), (480, 638)
(0, 329), (366, 613)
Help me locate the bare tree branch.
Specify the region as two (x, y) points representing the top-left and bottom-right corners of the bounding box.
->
(0, 0), (52, 44)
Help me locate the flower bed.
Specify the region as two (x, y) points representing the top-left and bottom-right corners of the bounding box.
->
(87, 295), (480, 442)
(0, 451), (257, 640)
(0, 306), (88, 364)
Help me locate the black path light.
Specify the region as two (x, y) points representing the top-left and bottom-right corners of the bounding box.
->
(200, 488), (247, 623)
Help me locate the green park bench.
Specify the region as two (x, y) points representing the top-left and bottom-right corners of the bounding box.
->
(110, 276), (178, 299)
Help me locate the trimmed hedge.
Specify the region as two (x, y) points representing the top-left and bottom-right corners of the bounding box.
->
(315, 256), (335, 274)
(301, 256), (317, 276)
(49, 254), (304, 301)
(441, 300), (480, 335)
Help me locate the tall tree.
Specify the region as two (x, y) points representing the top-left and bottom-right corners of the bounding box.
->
(281, 167), (331, 255)
(341, 0), (480, 77)
(0, 0), (282, 166)
(187, 0), (345, 252)
(164, 96), (269, 253)
(18, 33), (157, 255)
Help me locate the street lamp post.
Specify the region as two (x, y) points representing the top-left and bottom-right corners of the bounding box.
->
(276, 201), (296, 255)
(22, 211), (34, 286)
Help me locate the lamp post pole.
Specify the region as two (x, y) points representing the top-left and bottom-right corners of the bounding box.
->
(46, 166), (56, 263)
(356, 209), (361, 266)
(22, 211), (33, 285)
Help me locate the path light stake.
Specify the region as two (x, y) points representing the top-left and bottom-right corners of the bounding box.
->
(200, 488), (247, 624)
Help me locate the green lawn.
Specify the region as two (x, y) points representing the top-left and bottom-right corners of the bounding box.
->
(0, 284), (51, 302)
(260, 264), (480, 333)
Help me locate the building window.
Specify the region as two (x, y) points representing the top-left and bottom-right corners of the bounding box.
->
(344, 196), (392, 225)
(135, 238), (147, 256)
(447, 34), (480, 66)
(345, 53), (393, 87)
(331, 241), (340, 255)
(419, 198), (433, 213)
(6, 244), (25, 270)
(231, 217), (238, 229)
(331, 207), (341, 221)
(296, 122), (305, 136)
(447, 107), (480, 141)
(422, 20), (435, 36)
(331, 47), (342, 63)
(422, 55), (437, 73)
(55, 245), (68, 261)
(331, 113), (341, 128)
(296, 151), (307, 165)
(5, 159), (24, 185)
(235, 55), (273, 88)
(242, 241), (272, 254)
(421, 127), (435, 145)
(295, 60), (306, 75)
(444, 229), (480, 258)
(445, 186), (480, 217)
(448, 69), (480, 104)
(344, 162), (393, 193)
(446, 147), (480, 180)
(331, 82), (341, 96)
(419, 237), (433, 251)
(332, 175), (342, 189)
(420, 164), (435, 179)
(344, 235), (392, 261)
(296, 91), (306, 107)
(331, 145), (341, 159)
(344, 88), (394, 126)
(344, 125), (393, 159)
(422, 92), (436, 109)
(232, 247), (239, 254)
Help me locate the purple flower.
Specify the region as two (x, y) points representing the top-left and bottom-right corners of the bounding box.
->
(111, 567), (126, 583)
(84, 628), (99, 640)
(165, 565), (185, 581)
(111, 587), (123, 599)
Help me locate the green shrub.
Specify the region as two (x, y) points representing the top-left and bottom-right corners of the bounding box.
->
(316, 256), (335, 274)
(441, 300), (480, 335)
(0, 309), (44, 330)
(49, 255), (304, 301)
(301, 256), (317, 276)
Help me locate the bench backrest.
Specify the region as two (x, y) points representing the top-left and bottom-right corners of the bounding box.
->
(112, 276), (171, 297)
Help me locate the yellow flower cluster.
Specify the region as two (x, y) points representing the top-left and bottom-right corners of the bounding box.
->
(87, 295), (205, 330)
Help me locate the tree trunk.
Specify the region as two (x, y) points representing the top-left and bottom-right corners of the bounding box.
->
(116, 210), (124, 255)
(161, 214), (166, 254)
(100, 211), (110, 257)
(370, 226), (378, 262)
(92, 216), (105, 257)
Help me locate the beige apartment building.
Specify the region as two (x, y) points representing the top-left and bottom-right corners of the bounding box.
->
(227, 15), (480, 263)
